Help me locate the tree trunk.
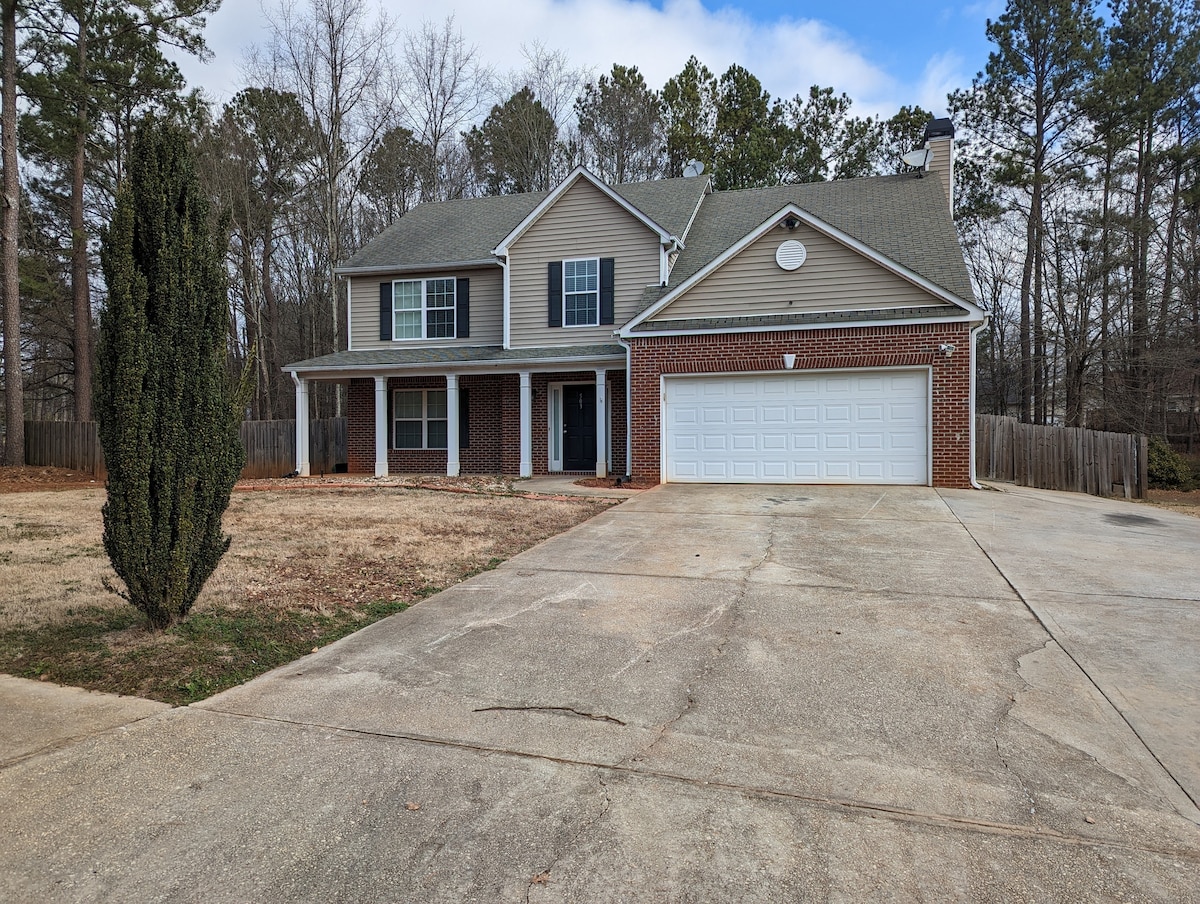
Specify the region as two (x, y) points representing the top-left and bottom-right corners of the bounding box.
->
(1099, 145), (1114, 430)
(70, 23), (92, 422)
(1129, 125), (1154, 433)
(1, 0), (22, 465)
(1018, 187), (1038, 424)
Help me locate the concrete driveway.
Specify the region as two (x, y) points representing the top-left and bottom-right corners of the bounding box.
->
(1, 483), (1197, 902)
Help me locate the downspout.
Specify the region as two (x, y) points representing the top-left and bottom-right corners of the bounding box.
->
(616, 332), (633, 479)
(969, 317), (989, 489)
(498, 254), (510, 350)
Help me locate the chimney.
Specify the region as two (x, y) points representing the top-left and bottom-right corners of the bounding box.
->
(922, 118), (955, 213)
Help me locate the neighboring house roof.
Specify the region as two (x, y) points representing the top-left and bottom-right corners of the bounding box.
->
(339, 175), (710, 274)
(287, 344), (626, 373)
(665, 175), (976, 305)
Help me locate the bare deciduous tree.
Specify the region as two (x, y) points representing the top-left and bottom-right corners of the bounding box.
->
(398, 16), (491, 202)
(255, 0), (396, 381)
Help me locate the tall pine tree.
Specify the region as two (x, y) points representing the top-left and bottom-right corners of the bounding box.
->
(95, 117), (246, 630)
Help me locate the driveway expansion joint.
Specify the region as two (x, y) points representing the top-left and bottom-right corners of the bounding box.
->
(187, 708), (1200, 862)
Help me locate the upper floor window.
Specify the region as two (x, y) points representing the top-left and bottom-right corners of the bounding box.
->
(563, 258), (599, 327)
(548, 258), (613, 329)
(393, 278), (456, 340)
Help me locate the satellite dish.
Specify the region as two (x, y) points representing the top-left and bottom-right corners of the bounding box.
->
(901, 148), (931, 170)
(682, 159), (705, 177)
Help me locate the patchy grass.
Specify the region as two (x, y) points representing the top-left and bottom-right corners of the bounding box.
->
(0, 484), (613, 704)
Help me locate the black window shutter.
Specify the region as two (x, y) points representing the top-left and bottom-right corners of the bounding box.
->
(458, 387), (470, 448)
(456, 278), (470, 338)
(600, 258), (615, 325)
(379, 283), (392, 340)
(548, 261), (563, 327)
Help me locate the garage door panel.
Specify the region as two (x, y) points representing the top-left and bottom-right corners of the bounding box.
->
(664, 369), (928, 485)
(856, 462), (885, 479)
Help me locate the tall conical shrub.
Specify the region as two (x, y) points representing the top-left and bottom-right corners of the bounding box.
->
(95, 117), (246, 630)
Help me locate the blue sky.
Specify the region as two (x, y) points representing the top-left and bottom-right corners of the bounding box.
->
(179, 0), (1006, 120)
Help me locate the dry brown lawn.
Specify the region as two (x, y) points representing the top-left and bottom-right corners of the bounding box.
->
(1144, 488), (1200, 518)
(0, 484), (611, 631)
(0, 481), (615, 703)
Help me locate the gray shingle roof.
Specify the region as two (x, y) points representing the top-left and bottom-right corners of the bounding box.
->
(339, 192), (548, 272)
(662, 175), (976, 306)
(287, 344), (625, 372)
(613, 176), (708, 240)
(339, 175), (710, 272)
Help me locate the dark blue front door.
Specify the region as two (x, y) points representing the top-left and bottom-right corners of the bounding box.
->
(563, 385), (596, 471)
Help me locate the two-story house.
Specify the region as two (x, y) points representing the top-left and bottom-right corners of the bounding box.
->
(284, 119), (986, 488)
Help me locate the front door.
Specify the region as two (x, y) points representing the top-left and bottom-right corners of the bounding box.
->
(562, 384), (596, 471)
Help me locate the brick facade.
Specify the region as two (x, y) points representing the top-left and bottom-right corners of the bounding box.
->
(346, 370), (628, 476)
(628, 323), (975, 488)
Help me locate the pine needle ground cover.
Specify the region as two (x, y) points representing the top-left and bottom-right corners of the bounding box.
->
(0, 485), (613, 705)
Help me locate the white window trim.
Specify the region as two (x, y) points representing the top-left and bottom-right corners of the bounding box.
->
(392, 388), (449, 449)
(392, 278), (457, 341)
(562, 257), (600, 328)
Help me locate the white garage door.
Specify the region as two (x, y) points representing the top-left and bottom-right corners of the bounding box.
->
(663, 370), (929, 484)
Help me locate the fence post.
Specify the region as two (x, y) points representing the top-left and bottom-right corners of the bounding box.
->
(1137, 435), (1148, 500)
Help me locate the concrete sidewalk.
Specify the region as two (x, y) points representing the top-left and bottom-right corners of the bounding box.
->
(0, 484), (1197, 902)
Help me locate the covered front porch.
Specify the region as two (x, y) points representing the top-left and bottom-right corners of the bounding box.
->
(285, 345), (628, 480)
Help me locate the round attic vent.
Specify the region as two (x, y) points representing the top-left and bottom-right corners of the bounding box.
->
(776, 239), (807, 271)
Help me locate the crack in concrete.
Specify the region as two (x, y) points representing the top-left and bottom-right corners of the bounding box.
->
(473, 706), (626, 726)
(525, 773), (612, 902)
(423, 582), (596, 652)
(618, 523), (775, 768)
(940, 491), (1200, 823)
(991, 676), (1040, 827)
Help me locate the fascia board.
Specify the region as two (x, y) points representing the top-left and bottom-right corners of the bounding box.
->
(492, 166), (675, 256)
(335, 259), (500, 277)
(624, 311), (982, 339)
(621, 203), (986, 335)
(283, 354), (626, 380)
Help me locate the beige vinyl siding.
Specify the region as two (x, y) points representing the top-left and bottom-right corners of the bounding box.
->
(508, 178), (662, 347)
(926, 139), (953, 210)
(651, 221), (952, 323)
(349, 267), (504, 350)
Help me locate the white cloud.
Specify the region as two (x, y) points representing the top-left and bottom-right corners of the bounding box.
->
(915, 51), (967, 116)
(175, 0), (942, 120)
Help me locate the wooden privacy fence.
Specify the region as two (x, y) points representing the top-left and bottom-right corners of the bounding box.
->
(23, 419), (347, 480)
(975, 415), (1148, 499)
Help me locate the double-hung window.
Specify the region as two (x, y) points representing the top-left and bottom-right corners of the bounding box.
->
(563, 258), (599, 327)
(393, 278), (456, 340)
(393, 389), (448, 449)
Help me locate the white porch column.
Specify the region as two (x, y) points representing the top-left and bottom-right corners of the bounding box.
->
(446, 373), (460, 477)
(594, 368), (608, 478)
(373, 376), (389, 477)
(292, 374), (310, 477)
(519, 371), (533, 478)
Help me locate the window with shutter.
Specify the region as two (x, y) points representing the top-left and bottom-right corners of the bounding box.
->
(385, 278), (462, 340)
